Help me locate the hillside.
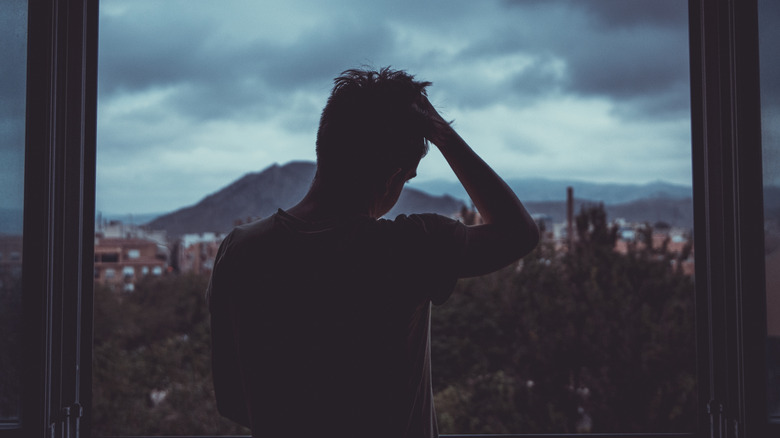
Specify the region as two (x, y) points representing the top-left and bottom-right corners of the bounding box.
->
(525, 197), (694, 230)
(143, 161), (780, 237)
(146, 161), (465, 237)
(414, 177), (693, 205)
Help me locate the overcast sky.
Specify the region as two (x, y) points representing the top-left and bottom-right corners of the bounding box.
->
(92, 0), (700, 214)
(0, 0), (27, 215)
(2, 1), (777, 217)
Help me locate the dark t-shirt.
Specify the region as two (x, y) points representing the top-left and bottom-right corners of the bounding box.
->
(208, 209), (468, 438)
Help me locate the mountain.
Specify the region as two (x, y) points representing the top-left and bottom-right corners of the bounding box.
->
(413, 177), (693, 205)
(525, 197), (695, 230)
(143, 160), (779, 237)
(146, 161), (465, 237)
(98, 212), (165, 226)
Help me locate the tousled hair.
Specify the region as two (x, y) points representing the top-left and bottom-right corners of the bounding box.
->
(315, 67), (431, 192)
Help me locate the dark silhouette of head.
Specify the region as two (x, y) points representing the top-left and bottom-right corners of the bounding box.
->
(315, 67), (431, 198)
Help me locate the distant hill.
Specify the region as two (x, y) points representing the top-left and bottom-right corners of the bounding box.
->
(413, 177), (693, 205)
(146, 161), (465, 237)
(142, 160), (780, 237)
(525, 197), (695, 230)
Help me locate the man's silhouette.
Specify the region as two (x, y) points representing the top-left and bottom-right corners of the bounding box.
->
(207, 67), (540, 438)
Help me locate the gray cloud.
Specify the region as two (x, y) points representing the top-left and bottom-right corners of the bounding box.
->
(94, 0), (698, 213)
(98, 11), (397, 124)
(464, 1), (690, 119)
(170, 24), (396, 120)
(0, 0), (27, 120)
(503, 0), (687, 30)
(0, 0), (28, 211)
(97, 0), (689, 126)
(576, 0), (687, 30)
(564, 29), (690, 119)
(759, 0), (780, 186)
(759, 0), (780, 109)
(98, 13), (218, 97)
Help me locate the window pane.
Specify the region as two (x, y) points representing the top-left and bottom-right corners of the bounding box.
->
(0, 0), (27, 428)
(759, 0), (780, 425)
(94, 0), (695, 434)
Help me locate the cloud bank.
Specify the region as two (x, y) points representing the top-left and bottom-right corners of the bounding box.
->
(93, 0), (695, 213)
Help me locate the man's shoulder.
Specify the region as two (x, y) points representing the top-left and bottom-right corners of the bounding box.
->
(232, 214), (278, 240)
(218, 214), (279, 257)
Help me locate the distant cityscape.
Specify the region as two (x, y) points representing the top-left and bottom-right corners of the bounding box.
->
(90, 186), (695, 292)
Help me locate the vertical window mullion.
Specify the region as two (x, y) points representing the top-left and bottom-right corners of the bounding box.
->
(20, 1), (98, 437)
(691, 0), (768, 436)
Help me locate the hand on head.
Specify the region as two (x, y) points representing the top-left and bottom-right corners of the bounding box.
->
(413, 97), (455, 148)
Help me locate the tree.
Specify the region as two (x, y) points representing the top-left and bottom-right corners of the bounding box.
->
(431, 204), (696, 433)
(92, 274), (249, 436)
(92, 205), (696, 435)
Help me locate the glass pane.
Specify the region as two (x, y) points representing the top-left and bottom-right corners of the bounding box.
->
(0, 0), (27, 429)
(759, 0), (780, 425)
(94, 0), (694, 434)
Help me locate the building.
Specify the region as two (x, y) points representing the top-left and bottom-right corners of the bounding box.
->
(95, 218), (167, 246)
(176, 232), (226, 275)
(93, 237), (168, 292)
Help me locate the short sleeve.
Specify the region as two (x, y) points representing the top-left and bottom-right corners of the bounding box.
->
(391, 213), (469, 305)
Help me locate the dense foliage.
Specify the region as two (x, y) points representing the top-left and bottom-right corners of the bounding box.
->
(432, 205), (696, 433)
(92, 205), (696, 435)
(92, 274), (249, 436)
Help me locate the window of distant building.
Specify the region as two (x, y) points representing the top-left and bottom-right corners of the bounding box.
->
(127, 249), (140, 259)
(101, 253), (119, 263)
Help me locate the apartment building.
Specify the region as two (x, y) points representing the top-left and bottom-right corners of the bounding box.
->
(94, 237), (168, 292)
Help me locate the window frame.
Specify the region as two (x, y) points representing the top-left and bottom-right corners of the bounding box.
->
(3, 0), (774, 436)
(12, 0), (99, 437)
(689, 0), (772, 436)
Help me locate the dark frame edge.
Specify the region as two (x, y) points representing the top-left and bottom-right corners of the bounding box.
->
(21, 0), (57, 435)
(79, 0), (100, 436)
(18, 0), (99, 438)
(730, 0), (770, 436)
(690, 0), (769, 437)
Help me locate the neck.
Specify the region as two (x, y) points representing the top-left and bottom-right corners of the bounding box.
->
(286, 178), (377, 221)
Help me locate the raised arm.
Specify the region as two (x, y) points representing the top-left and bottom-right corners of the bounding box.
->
(417, 97), (540, 277)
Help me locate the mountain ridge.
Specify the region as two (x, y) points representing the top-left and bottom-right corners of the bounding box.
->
(413, 176), (693, 205)
(146, 161), (466, 237)
(127, 161), (780, 238)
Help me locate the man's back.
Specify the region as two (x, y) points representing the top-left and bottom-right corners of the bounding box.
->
(208, 67), (540, 438)
(208, 209), (468, 437)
